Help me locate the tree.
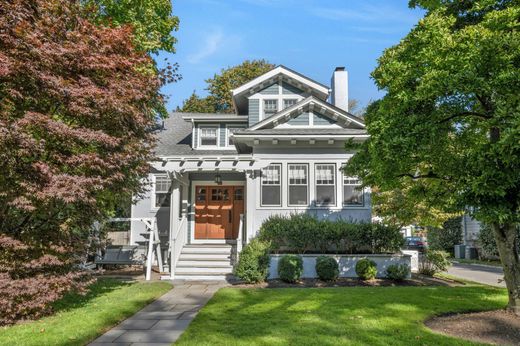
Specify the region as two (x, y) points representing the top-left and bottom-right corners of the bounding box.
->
(427, 217), (463, 255)
(345, 1), (520, 313)
(0, 0), (164, 323)
(179, 59), (275, 113)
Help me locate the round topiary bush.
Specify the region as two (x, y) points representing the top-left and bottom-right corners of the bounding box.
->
(385, 263), (409, 281)
(355, 258), (377, 280)
(278, 254), (303, 283)
(315, 256), (339, 281)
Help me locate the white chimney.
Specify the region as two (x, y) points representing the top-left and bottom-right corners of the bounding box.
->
(331, 67), (349, 112)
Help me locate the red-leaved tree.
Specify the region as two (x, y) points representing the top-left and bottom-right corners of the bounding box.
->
(0, 0), (165, 324)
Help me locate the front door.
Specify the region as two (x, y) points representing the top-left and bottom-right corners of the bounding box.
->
(194, 185), (244, 239)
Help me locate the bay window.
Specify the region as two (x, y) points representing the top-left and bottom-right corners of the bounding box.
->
(315, 164), (336, 206)
(261, 164), (281, 206)
(288, 164), (308, 206)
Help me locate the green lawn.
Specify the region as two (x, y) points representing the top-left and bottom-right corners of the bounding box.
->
(0, 278), (171, 346)
(177, 284), (507, 346)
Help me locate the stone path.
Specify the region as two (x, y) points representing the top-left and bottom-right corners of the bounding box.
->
(447, 262), (505, 287)
(89, 280), (228, 346)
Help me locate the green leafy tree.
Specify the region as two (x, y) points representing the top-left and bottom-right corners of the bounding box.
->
(427, 217), (463, 255)
(179, 59), (275, 113)
(345, 1), (520, 313)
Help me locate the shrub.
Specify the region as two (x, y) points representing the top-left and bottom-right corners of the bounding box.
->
(419, 250), (451, 276)
(315, 256), (339, 281)
(355, 258), (377, 280)
(234, 239), (271, 283)
(385, 264), (409, 281)
(427, 217), (462, 255)
(278, 255), (303, 283)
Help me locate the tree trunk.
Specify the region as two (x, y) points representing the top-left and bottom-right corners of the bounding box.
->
(492, 222), (520, 315)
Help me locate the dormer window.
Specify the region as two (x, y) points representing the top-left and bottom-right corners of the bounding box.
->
(263, 99), (278, 117)
(283, 99), (297, 109)
(199, 126), (218, 146)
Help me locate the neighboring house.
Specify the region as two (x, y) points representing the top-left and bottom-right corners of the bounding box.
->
(460, 213), (482, 259)
(131, 66), (371, 280)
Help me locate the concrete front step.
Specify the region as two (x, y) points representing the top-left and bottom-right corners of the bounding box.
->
(179, 253), (231, 260)
(174, 274), (231, 281)
(181, 247), (232, 255)
(175, 266), (233, 274)
(177, 260), (232, 267)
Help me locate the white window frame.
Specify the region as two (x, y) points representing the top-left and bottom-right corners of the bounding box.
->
(226, 125), (246, 147)
(287, 163), (309, 207)
(263, 99), (278, 117)
(343, 176), (364, 207)
(260, 163), (282, 207)
(314, 163), (336, 206)
(152, 175), (171, 210)
(198, 125), (219, 147)
(283, 98), (298, 110)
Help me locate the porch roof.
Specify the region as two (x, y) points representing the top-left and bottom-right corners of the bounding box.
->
(151, 155), (269, 173)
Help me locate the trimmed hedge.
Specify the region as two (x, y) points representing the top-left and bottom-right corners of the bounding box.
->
(234, 238), (271, 283)
(355, 258), (377, 280)
(278, 254), (303, 283)
(385, 263), (409, 281)
(258, 214), (403, 254)
(315, 256), (339, 281)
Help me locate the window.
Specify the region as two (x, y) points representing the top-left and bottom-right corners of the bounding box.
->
(288, 164), (308, 206)
(343, 177), (364, 206)
(263, 99), (278, 117)
(154, 176), (171, 208)
(315, 164), (336, 206)
(227, 126), (244, 146)
(200, 126), (218, 146)
(283, 99), (297, 109)
(261, 164), (281, 206)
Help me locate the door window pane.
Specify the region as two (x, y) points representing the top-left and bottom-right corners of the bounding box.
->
(315, 164), (336, 206)
(234, 188), (243, 201)
(261, 164), (281, 206)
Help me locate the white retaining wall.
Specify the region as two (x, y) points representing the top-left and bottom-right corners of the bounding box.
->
(268, 254), (412, 279)
(401, 250), (419, 273)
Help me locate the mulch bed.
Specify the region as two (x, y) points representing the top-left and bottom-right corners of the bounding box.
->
(425, 310), (520, 345)
(231, 273), (459, 288)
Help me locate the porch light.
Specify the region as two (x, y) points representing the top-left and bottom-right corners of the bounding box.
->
(214, 174), (222, 185)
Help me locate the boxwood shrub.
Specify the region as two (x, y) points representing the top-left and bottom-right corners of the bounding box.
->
(278, 254), (303, 283)
(233, 238), (271, 283)
(385, 263), (409, 281)
(258, 214), (403, 254)
(315, 256), (339, 281)
(355, 258), (377, 280)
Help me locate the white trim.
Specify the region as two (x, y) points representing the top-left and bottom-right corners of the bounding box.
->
(342, 175), (365, 207)
(151, 174), (171, 211)
(197, 124), (219, 148)
(226, 124), (247, 148)
(260, 163), (282, 207)
(314, 163), (337, 207)
(287, 163), (309, 207)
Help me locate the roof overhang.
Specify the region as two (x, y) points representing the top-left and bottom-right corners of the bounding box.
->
(181, 114), (248, 123)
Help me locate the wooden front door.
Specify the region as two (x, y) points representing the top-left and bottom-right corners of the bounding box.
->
(194, 186), (244, 239)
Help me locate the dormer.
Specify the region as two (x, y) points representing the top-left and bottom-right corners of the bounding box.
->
(232, 66), (330, 126)
(181, 113), (248, 150)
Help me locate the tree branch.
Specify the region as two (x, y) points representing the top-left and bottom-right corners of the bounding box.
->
(437, 111), (492, 124)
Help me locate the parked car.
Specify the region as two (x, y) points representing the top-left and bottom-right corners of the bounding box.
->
(404, 236), (428, 252)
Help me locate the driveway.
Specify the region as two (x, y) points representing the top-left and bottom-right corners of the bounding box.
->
(447, 262), (505, 287)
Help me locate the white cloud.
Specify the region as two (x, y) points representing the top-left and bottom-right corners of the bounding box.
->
(187, 29), (224, 64)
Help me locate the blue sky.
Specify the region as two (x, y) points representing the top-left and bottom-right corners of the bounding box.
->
(158, 0), (424, 112)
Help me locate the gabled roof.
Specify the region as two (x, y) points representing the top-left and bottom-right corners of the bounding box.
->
(248, 96), (365, 131)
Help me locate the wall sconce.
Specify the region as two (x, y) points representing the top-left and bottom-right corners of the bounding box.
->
(214, 174), (222, 185)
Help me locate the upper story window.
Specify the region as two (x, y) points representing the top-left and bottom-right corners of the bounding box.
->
(261, 164), (281, 206)
(343, 177), (364, 206)
(263, 99), (278, 117)
(288, 164), (308, 206)
(227, 126), (244, 146)
(154, 176), (171, 208)
(315, 164), (336, 206)
(283, 99), (297, 109)
(199, 126), (218, 146)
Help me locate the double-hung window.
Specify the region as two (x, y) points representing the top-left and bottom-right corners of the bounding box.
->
(283, 99), (297, 109)
(315, 164), (336, 206)
(154, 176), (171, 208)
(343, 177), (364, 206)
(288, 164), (308, 206)
(199, 126), (218, 146)
(263, 99), (278, 117)
(261, 164), (281, 206)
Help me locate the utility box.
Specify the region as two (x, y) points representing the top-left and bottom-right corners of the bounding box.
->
(454, 244), (466, 259)
(467, 247), (478, 259)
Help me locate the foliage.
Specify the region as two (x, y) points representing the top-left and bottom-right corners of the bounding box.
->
(345, 0), (520, 311)
(385, 264), (410, 281)
(258, 214), (404, 254)
(0, 279), (171, 345)
(427, 217), (463, 255)
(478, 223), (520, 259)
(0, 0), (166, 324)
(234, 238), (271, 283)
(277, 255), (303, 283)
(355, 258), (377, 280)
(84, 0), (179, 54)
(315, 256), (339, 281)
(419, 250), (451, 276)
(178, 60), (275, 113)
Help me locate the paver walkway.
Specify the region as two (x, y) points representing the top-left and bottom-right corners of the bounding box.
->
(89, 280), (228, 346)
(447, 262), (505, 287)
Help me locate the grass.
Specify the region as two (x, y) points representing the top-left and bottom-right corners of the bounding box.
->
(177, 283), (507, 346)
(453, 258), (502, 267)
(0, 278), (171, 346)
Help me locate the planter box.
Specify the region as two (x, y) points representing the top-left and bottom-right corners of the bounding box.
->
(268, 254), (412, 279)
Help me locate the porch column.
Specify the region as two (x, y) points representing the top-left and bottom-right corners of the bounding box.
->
(245, 170), (257, 243)
(169, 179), (180, 279)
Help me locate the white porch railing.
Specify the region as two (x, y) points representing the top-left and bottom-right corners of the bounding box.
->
(234, 214), (245, 264)
(169, 216), (187, 279)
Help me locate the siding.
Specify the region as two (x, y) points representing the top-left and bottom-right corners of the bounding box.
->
(249, 99), (260, 127)
(282, 81), (304, 95)
(313, 112), (337, 125)
(259, 82), (279, 95)
(287, 112), (309, 125)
